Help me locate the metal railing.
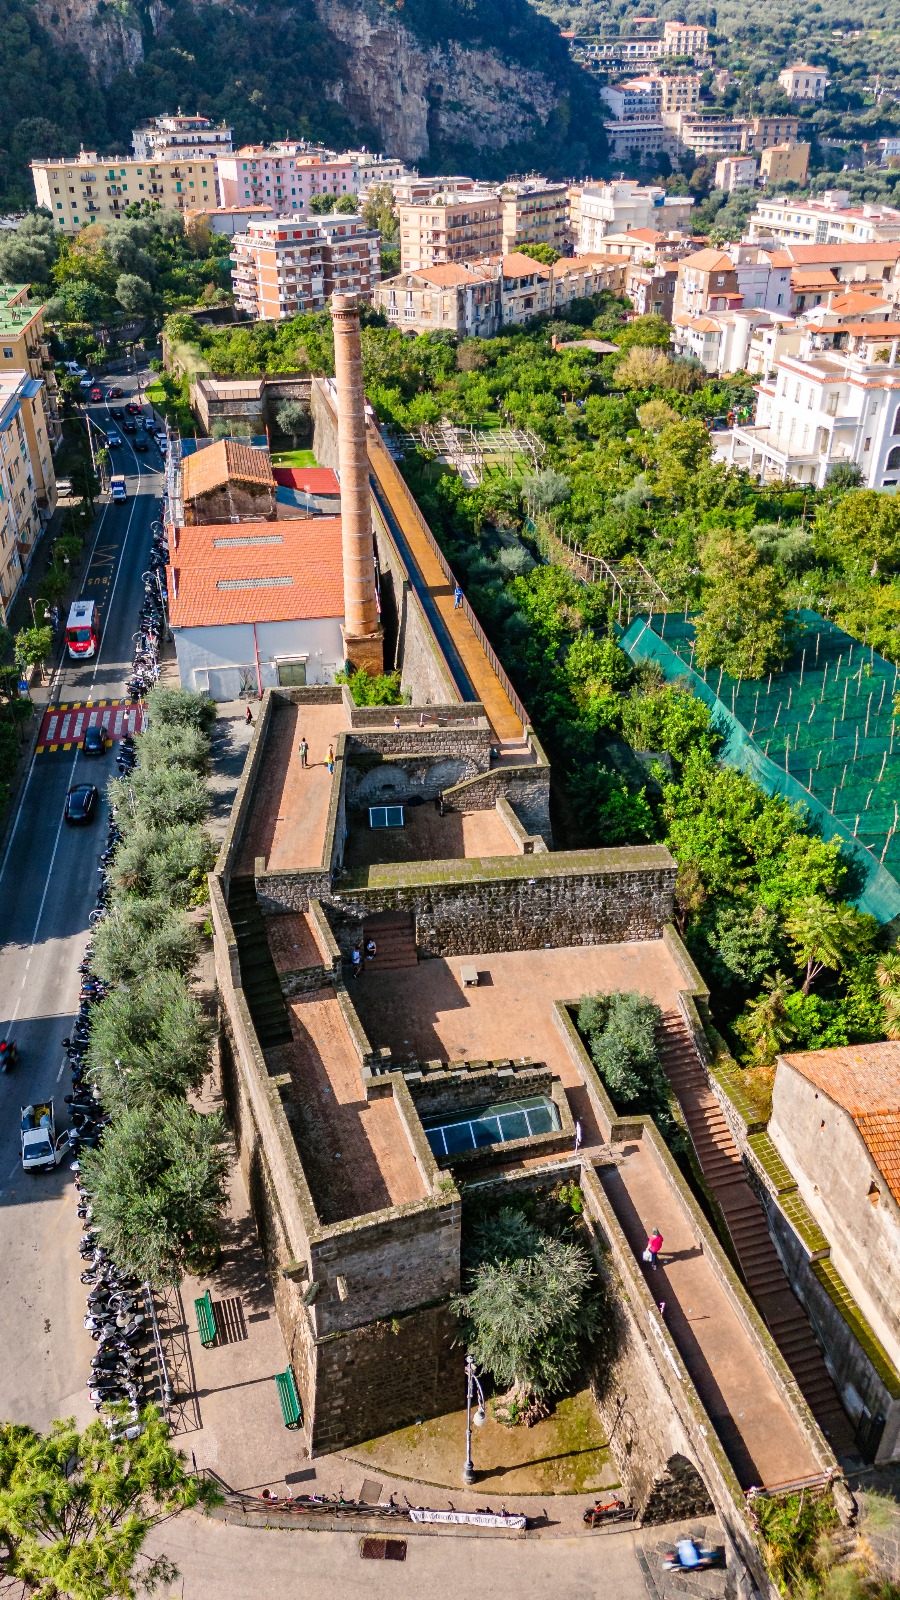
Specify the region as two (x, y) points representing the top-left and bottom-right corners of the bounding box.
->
(143, 1283), (172, 1417)
(368, 427), (529, 734)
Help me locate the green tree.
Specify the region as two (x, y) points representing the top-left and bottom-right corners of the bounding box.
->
(81, 1099), (229, 1284)
(517, 242), (560, 264)
(361, 183), (398, 241)
(577, 989), (665, 1108)
(108, 820), (217, 907)
(452, 1208), (607, 1404)
(817, 489), (900, 577)
(613, 346), (674, 390)
(110, 763), (209, 832)
(14, 626), (53, 681)
(877, 951), (900, 1039)
(90, 897), (199, 985)
(335, 666), (404, 705)
(308, 193), (335, 214)
(334, 194), (358, 214)
(85, 969), (213, 1114)
(144, 685), (216, 732)
(0, 1412), (217, 1600)
(275, 398), (309, 445)
(785, 896), (878, 996)
(694, 527), (790, 678)
(115, 272), (155, 316)
(134, 721), (210, 776)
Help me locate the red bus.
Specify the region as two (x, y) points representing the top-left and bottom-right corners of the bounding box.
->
(65, 600), (101, 660)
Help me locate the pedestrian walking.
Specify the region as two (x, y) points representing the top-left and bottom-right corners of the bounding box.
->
(351, 946), (362, 980)
(326, 743), (335, 775)
(298, 736), (309, 768)
(643, 1227), (663, 1270)
(573, 1119), (583, 1152)
(245, 705), (253, 725)
(453, 582), (463, 609)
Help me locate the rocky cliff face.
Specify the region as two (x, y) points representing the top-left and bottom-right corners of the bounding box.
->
(311, 2), (560, 161)
(29, 0), (572, 164)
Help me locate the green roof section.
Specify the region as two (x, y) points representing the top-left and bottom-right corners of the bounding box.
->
(622, 610), (900, 924)
(0, 285), (45, 335)
(338, 843), (675, 892)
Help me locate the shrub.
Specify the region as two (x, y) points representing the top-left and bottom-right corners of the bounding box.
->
(336, 666), (404, 705)
(577, 989), (665, 1109)
(85, 969), (213, 1113)
(109, 764), (209, 832)
(134, 721), (210, 775)
(144, 685), (216, 732)
(108, 821), (217, 907)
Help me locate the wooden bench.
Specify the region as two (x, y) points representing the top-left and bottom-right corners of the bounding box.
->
(275, 1366), (303, 1429)
(194, 1290), (217, 1348)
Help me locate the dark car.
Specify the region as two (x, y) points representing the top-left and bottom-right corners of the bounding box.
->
(65, 784), (98, 825)
(106, 431), (122, 448)
(111, 407), (125, 420)
(133, 436), (149, 452)
(106, 386), (123, 399)
(126, 402), (141, 414)
(123, 418), (137, 432)
(82, 725), (107, 756)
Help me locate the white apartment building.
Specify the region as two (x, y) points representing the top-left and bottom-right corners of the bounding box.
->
(748, 191), (900, 246)
(132, 113), (233, 161)
(578, 181), (694, 249)
(727, 345), (900, 486)
(0, 369), (55, 625)
(778, 63), (829, 101)
(602, 78), (662, 118)
(230, 215), (381, 319)
(662, 20), (708, 56)
(32, 152), (218, 231)
(603, 118), (669, 162)
(715, 155), (759, 193)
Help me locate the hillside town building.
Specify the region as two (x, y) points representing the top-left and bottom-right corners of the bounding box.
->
(131, 113), (233, 162)
(778, 62), (829, 100)
(230, 215), (381, 318)
(31, 152), (218, 231)
(398, 193), (503, 272)
(748, 191), (900, 246)
(0, 368), (57, 625)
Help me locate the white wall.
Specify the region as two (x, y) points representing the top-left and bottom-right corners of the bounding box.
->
(173, 616), (345, 699)
(770, 1062), (900, 1372)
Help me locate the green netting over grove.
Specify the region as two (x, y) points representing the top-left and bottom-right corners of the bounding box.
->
(621, 609), (900, 925)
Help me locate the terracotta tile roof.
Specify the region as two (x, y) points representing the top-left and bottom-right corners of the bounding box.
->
(843, 321), (900, 337)
(273, 466), (340, 495)
(167, 518), (344, 629)
(681, 248), (734, 272)
(769, 243), (900, 266)
(828, 291), (892, 315)
(781, 1043), (900, 1204)
(500, 252), (550, 279)
(624, 228), (667, 243)
(181, 439), (275, 503)
(791, 268), (840, 288)
(411, 263), (479, 287)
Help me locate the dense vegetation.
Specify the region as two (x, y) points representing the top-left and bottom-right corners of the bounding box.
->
(167, 298), (900, 1087)
(0, 0), (609, 209)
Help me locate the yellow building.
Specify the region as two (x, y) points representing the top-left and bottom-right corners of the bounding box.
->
(499, 181), (570, 256)
(760, 142), (811, 187)
(0, 368), (58, 625)
(657, 73), (701, 113)
(0, 285), (61, 453)
(398, 193), (502, 272)
(31, 152), (219, 234)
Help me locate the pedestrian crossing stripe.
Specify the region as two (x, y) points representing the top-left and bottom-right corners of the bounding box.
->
(36, 699), (144, 754)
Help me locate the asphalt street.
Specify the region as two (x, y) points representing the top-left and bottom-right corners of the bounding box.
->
(0, 372), (165, 1432)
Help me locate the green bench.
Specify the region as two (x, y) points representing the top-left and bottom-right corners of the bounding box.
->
(194, 1291), (217, 1348)
(275, 1367), (302, 1429)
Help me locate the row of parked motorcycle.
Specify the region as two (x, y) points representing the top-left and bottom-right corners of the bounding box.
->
(64, 509), (170, 1440)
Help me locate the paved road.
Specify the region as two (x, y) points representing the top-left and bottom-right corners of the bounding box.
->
(0, 373), (164, 1432)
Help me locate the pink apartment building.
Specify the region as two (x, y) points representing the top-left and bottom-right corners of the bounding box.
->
(218, 147), (357, 214)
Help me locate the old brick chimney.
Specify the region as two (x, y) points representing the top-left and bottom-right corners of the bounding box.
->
(331, 292), (383, 674)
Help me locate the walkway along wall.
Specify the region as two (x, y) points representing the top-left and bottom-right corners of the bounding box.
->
(210, 871), (463, 1455)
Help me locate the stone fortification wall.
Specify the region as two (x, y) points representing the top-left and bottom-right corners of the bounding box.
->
(349, 704), (486, 729)
(348, 725), (492, 765)
(444, 764), (552, 841)
(325, 847), (677, 956)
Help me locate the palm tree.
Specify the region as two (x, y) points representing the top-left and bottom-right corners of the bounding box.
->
(877, 951), (900, 1040)
(735, 971), (796, 1067)
(785, 896), (877, 996)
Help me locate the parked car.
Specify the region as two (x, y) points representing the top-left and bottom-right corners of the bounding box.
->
(143, 419), (156, 434)
(66, 362), (89, 378)
(82, 725), (107, 756)
(78, 376), (94, 390)
(64, 784), (98, 825)
(106, 431), (122, 448)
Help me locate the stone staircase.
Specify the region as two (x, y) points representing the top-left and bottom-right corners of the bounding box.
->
(361, 912), (418, 972)
(657, 1011), (856, 1458)
(227, 878), (293, 1048)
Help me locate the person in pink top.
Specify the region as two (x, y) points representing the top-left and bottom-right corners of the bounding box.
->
(645, 1228), (663, 1269)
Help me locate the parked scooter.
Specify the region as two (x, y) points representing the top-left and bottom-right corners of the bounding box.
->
(0, 1039), (18, 1072)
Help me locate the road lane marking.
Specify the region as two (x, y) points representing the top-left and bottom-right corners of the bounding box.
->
(56, 1059), (66, 1082)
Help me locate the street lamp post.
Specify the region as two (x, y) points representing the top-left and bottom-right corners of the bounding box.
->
(463, 1353), (486, 1486)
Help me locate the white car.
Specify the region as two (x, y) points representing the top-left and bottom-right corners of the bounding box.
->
(65, 361), (89, 377)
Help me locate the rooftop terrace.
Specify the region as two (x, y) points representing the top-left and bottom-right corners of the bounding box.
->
(236, 699), (349, 874)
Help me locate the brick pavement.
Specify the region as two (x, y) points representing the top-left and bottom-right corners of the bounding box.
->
(236, 699), (348, 874)
(345, 802), (517, 870)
